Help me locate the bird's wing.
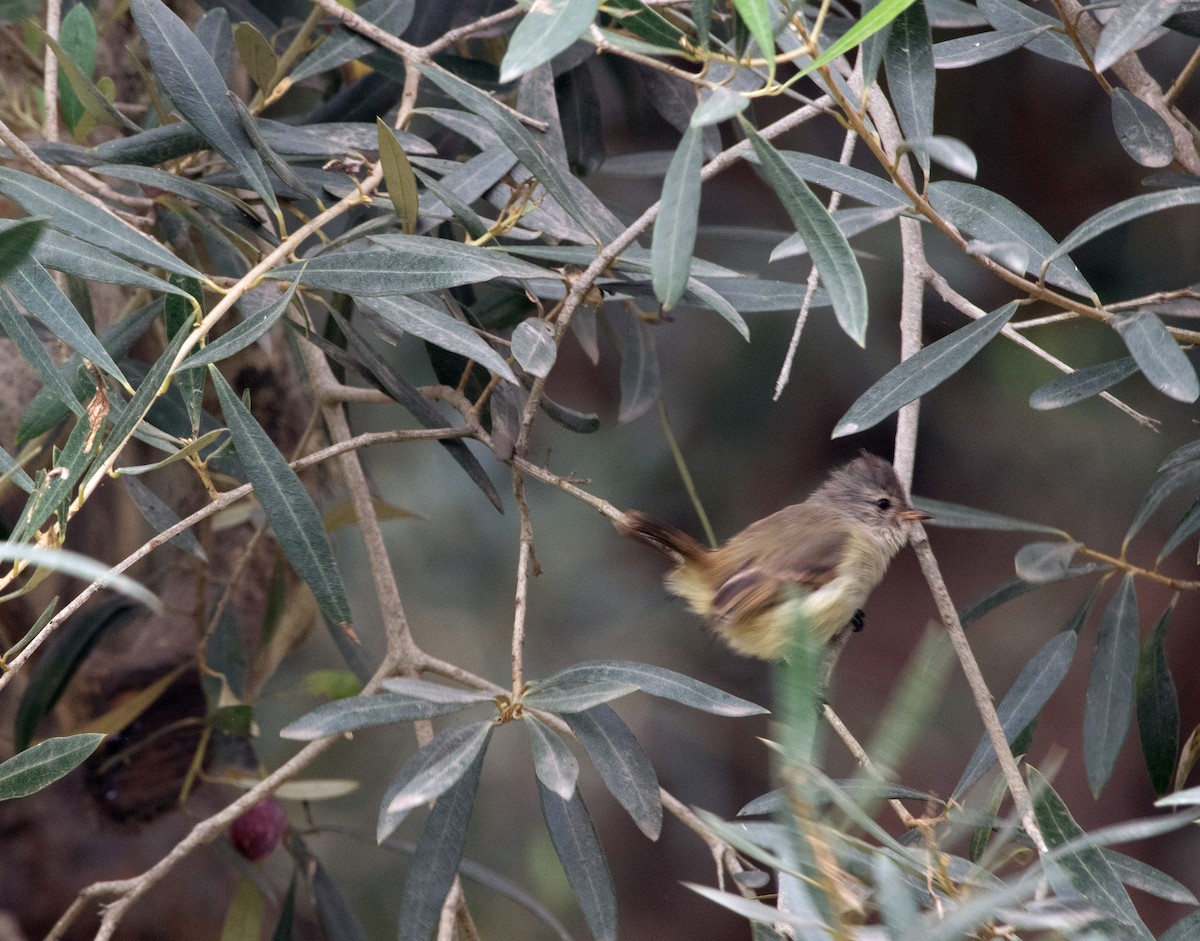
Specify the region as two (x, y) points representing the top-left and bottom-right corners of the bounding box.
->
(710, 525), (849, 625)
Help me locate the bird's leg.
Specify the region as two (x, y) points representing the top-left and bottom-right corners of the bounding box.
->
(819, 623), (855, 695)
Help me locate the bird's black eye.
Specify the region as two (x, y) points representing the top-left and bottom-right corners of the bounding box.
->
(874, 498), (892, 511)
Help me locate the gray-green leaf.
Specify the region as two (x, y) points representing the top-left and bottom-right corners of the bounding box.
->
(378, 720), (493, 840)
(745, 124), (869, 345)
(1111, 88), (1175, 168)
(1084, 573), (1140, 797)
(1112, 310), (1199, 403)
(511, 318), (558, 379)
(280, 692), (486, 740)
(928, 181), (1092, 297)
(952, 630), (1076, 798)
(652, 126), (704, 310)
(563, 705), (661, 839)
(531, 660), (767, 716)
(1029, 357), (1139, 410)
(129, 0), (277, 220)
(1093, 0), (1183, 73)
(0, 216), (45, 280)
(0, 733), (105, 800)
(833, 302), (1017, 437)
(1136, 600), (1178, 795)
(395, 741), (487, 941)
(500, 0), (600, 83)
(1014, 540), (1081, 583)
(211, 367), (353, 627)
(538, 782), (617, 941)
(0, 168), (204, 280)
(526, 715), (580, 799)
(885, 1), (936, 175)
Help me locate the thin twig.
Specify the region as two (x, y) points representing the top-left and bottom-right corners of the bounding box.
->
(510, 467), (536, 699)
(774, 129), (858, 400)
(42, 0), (62, 140)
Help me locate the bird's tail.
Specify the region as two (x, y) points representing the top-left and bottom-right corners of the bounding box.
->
(614, 511), (707, 564)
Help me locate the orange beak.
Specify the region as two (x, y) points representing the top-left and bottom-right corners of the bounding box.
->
(898, 508), (934, 522)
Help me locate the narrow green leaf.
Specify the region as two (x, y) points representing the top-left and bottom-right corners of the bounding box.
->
(523, 679), (641, 713)
(500, 0), (600, 83)
(1161, 911), (1200, 941)
(0, 287), (86, 418)
(604, 0), (686, 48)
(744, 123), (869, 345)
(691, 86), (750, 127)
(233, 22), (277, 94)
(885, 1), (935, 175)
(1029, 357), (1139, 410)
(932, 24), (1054, 68)
(5, 256), (126, 383)
(1014, 541), (1080, 583)
(1093, 0), (1183, 73)
(608, 305), (660, 423)
(952, 631), (1077, 798)
(358, 294), (517, 384)
(33, 227), (190, 298)
(119, 474), (206, 560)
(290, 0), (414, 83)
(94, 163), (257, 218)
(732, 0), (775, 79)
(380, 677), (496, 704)
(377, 119), (419, 235)
(1112, 88), (1175, 168)
(526, 715), (580, 799)
(531, 660), (767, 716)
(1113, 310), (1199, 402)
(976, 0), (1086, 68)
(165, 274), (204, 434)
(538, 782), (617, 941)
(794, 0), (919, 82)
(833, 302), (1017, 437)
(0, 168), (204, 280)
(181, 270), (301, 370)
(1127, 451), (1200, 544)
(210, 367), (353, 627)
(0, 733), (105, 800)
(959, 578), (1038, 627)
(378, 721), (493, 841)
(679, 278), (751, 337)
(0, 216), (44, 280)
(395, 743), (487, 941)
(32, 23), (139, 134)
(1049, 188), (1200, 272)
(562, 705), (661, 839)
(227, 93), (317, 201)
(928, 181), (1092, 297)
(511, 318), (558, 379)
(775, 152), (910, 208)
(420, 63), (623, 243)
(280, 693), (484, 741)
(1158, 497), (1200, 561)
(310, 857), (370, 941)
(652, 126), (704, 310)
(1104, 850), (1197, 904)
(899, 135), (976, 179)
(771, 206), (903, 262)
(276, 237), (550, 296)
(58, 4), (97, 134)
(1084, 573), (1140, 797)
(0, 546), (161, 612)
(128, 0), (277, 220)
(1136, 599), (1179, 795)
(1030, 768), (1153, 938)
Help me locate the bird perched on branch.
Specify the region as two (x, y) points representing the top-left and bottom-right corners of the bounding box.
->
(616, 453), (931, 660)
